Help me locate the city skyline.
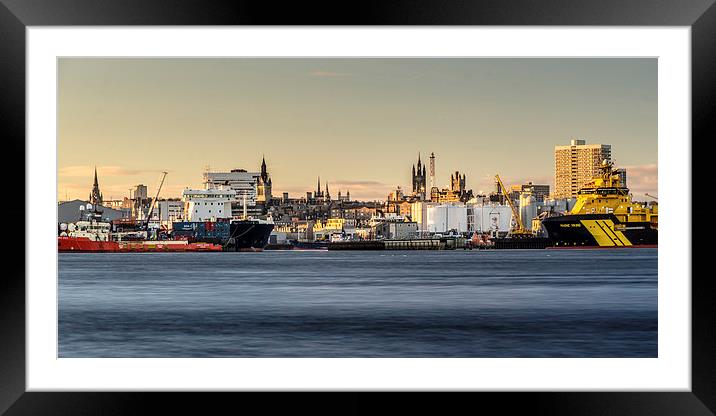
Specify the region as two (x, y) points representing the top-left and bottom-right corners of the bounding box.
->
(58, 58), (657, 202)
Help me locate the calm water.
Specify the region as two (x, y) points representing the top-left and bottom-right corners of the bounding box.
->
(58, 249), (657, 357)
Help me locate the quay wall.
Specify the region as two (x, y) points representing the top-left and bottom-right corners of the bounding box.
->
(329, 239), (455, 250)
(328, 237), (552, 250)
(493, 238), (552, 249)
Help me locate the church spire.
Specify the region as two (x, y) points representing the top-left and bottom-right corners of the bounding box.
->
(260, 155), (271, 185)
(89, 166), (103, 206)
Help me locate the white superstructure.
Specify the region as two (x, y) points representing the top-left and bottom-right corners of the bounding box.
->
(182, 188), (235, 222)
(60, 220), (112, 241)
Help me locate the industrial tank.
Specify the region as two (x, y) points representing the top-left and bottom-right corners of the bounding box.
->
(519, 193), (537, 229)
(426, 204), (469, 233)
(470, 204), (512, 234)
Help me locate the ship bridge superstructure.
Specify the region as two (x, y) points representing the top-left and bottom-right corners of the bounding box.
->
(570, 160), (657, 229)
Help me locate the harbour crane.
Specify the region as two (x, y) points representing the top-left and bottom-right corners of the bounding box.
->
(145, 171), (168, 232)
(494, 174), (534, 238)
(645, 193), (658, 201)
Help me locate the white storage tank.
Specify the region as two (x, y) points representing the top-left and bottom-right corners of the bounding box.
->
(426, 204), (469, 233)
(541, 198), (577, 214)
(410, 201), (431, 232)
(470, 204), (513, 234)
(519, 193), (537, 228)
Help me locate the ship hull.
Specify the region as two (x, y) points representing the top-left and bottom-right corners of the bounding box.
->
(58, 237), (119, 252)
(171, 221), (274, 251)
(117, 241), (223, 252)
(542, 214), (657, 248)
(59, 237), (223, 252)
(227, 222), (274, 251)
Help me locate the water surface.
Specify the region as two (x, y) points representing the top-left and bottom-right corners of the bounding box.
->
(58, 249), (657, 357)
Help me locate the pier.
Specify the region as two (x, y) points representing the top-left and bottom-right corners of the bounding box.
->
(328, 238), (465, 250)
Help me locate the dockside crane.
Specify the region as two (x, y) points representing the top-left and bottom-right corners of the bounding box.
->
(494, 174), (534, 238)
(145, 171), (168, 233)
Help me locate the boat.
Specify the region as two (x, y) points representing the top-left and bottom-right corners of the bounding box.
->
(59, 237), (223, 253)
(542, 160), (658, 248)
(58, 209), (120, 252)
(170, 219), (274, 251)
(58, 236), (119, 252)
(58, 206), (224, 253)
(60, 213), (272, 253)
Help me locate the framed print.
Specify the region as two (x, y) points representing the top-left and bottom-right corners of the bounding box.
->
(1, 0), (711, 414)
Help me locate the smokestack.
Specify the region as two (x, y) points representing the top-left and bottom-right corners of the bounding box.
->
(429, 152), (436, 189)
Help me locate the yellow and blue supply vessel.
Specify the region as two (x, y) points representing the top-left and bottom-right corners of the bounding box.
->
(542, 160), (658, 248)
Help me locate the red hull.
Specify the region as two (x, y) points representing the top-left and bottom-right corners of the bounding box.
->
(58, 237), (119, 252)
(118, 242), (223, 252)
(58, 237), (223, 252)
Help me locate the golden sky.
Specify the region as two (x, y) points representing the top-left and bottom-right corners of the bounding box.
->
(58, 58), (657, 202)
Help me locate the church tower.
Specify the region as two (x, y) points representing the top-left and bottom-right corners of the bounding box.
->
(257, 156), (272, 203)
(89, 166), (103, 206)
(411, 153), (427, 200)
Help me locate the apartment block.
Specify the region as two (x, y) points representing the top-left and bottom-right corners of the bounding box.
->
(554, 139), (611, 198)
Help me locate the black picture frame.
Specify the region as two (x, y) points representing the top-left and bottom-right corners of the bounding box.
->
(1, 1), (709, 414)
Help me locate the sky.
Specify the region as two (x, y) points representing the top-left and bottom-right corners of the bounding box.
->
(58, 58), (657, 202)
